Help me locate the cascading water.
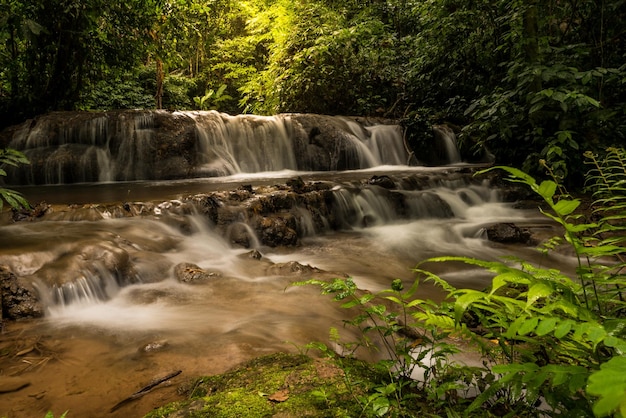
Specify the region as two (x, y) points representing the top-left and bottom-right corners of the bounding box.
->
(0, 111), (562, 418)
(2, 110), (418, 185)
(192, 111), (298, 175)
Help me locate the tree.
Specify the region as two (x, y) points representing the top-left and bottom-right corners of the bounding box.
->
(0, 0), (159, 127)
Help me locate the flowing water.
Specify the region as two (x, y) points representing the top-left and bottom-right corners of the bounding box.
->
(0, 112), (566, 417)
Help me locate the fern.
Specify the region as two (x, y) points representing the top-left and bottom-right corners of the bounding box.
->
(0, 148), (30, 211)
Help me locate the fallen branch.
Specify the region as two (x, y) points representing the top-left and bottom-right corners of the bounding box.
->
(110, 370), (182, 413)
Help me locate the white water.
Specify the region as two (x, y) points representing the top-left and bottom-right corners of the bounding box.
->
(6, 111), (419, 185)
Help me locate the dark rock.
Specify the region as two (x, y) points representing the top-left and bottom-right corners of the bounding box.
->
(256, 215), (298, 247)
(173, 262), (221, 284)
(191, 195), (221, 224)
(229, 189), (253, 201)
(486, 223), (533, 244)
(225, 223), (257, 248)
(0, 265), (44, 319)
(286, 177), (306, 193)
(368, 175), (396, 189)
(11, 201), (51, 222)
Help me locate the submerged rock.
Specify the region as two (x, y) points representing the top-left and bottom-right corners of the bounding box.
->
(174, 263), (222, 284)
(265, 261), (322, 276)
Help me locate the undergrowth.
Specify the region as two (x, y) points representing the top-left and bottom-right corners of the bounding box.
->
(295, 148), (626, 417)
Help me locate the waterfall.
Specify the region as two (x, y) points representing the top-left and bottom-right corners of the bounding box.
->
(328, 180), (498, 230)
(0, 110), (461, 185)
(192, 111), (298, 175)
(432, 125), (461, 164)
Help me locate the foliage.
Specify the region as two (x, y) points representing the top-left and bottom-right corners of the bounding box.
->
(292, 276), (483, 416)
(43, 411), (68, 418)
(300, 153), (626, 416)
(458, 1), (626, 184)
(193, 84), (233, 111)
(0, 0), (624, 170)
(0, 0), (160, 124)
(0, 148), (29, 211)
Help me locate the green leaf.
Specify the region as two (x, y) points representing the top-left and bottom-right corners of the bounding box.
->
(538, 180), (557, 200)
(535, 317), (558, 336)
(518, 317), (539, 336)
(553, 199), (581, 216)
(587, 356), (626, 417)
(454, 290), (486, 322)
(554, 320), (574, 338)
(371, 395), (390, 416)
(526, 282), (554, 306)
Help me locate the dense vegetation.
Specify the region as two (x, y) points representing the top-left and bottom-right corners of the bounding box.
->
(1, 0), (624, 183)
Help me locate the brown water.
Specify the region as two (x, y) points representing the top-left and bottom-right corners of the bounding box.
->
(0, 170), (569, 417)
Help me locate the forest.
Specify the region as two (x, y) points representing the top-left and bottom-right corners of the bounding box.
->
(1, 1), (626, 417)
(1, 0), (624, 183)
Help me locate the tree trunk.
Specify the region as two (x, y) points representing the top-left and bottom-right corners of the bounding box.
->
(155, 59), (164, 109)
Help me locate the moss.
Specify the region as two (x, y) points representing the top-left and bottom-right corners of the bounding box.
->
(145, 352), (365, 418)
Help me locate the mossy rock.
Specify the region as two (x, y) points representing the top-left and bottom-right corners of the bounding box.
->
(144, 353), (369, 418)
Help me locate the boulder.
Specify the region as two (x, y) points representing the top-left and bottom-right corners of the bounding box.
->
(174, 263), (221, 284)
(368, 175), (396, 189)
(256, 215), (298, 247)
(0, 265), (43, 320)
(486, 223), (533, 245)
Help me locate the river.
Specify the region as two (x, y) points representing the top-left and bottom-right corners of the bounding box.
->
(0, 112), (565, 417)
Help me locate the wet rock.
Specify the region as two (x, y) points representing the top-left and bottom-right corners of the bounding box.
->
(28, 241), (139, 291)
(11, 201), (51, 222)
(225, 222), (258, 248)
(486, 223), (533, 245)
(241, 249), (263, 260)
(286, 176), (306, 193)
(174, 262), (221, 284)
(0, 265), (43, 319)
(229, 188), (253, 201)
(266, 261), (322, 276)
(256, 215), (298, 247)
(258, 192), (296, 214)
(190, 195), (221, 224)
(368, 175), (396, 189)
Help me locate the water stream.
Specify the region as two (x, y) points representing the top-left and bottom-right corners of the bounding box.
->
(0, 112), (565, 417)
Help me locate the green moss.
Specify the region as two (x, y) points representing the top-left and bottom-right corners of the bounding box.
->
(145, 353), (365, 418)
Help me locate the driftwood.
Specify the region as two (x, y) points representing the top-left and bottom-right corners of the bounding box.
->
(110, 370), (182, 413)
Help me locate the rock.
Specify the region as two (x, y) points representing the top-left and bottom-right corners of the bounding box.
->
(225, 223), (257, 248)
(266, 261), (322, 276)
(11, 201), (51, 221)
(173, 263), (221, 284)
(0, 265), (44, 319)
(286, 176), (305, 193)
(485, 223), (533, 244)
(256, 215), (298, 247)
(241, 250), (263, 260)
(368, 175), (396, 189)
